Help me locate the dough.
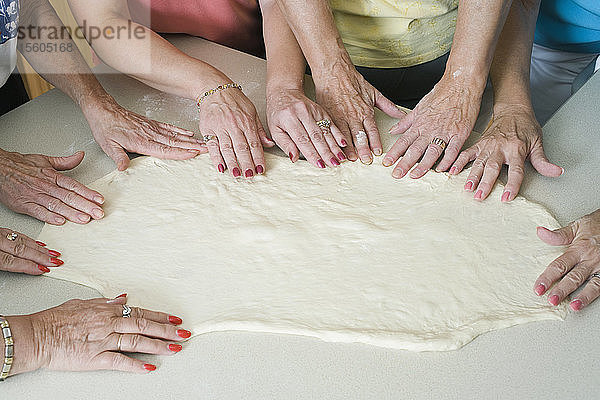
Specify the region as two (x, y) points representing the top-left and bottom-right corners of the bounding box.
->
(38, 149), (567, 352)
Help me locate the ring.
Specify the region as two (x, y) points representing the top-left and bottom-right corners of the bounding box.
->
(431, 137), (447, 150)
(6, 232), (17, 241)
(589, 273), (600, 281)
(355, 130), (368, 145)
(316, 119), (331, 129)
(116, 334), (124, 352)
(122, 305), (132, 318)
(202, 134), (217, 143)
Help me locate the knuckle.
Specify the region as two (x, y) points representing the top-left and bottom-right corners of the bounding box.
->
(220, 142), (234, 152)
(135, 317), (149, 332)
(235, 143), (250, 153)
(0, 252), (15, 266)
(310, 130), (325, 142)
(248, 140), (262, 149)
(296, 134), (311, 144)
(565, 270), (586, 286)
(550, 259), (571, 276)
(46, 198), (62, 212)
(13, 242), (26, 257)
(129, 334), (141, 350)
(472, 158), (486, 169)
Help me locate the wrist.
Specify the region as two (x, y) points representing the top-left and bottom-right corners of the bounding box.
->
(492, 101), (535, 117)
(311, 51), (356, 85)
(4, 315), (40, 376)
(441, 62), (488, 97)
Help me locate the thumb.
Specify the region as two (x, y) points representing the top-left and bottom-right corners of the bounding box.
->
(47, 151), (85, 171)
(256, 116), (275, 148)
(375, 90), (407, 119)
(388, 109), (414, 135)
(530, 140), (563, 177)
(537, 224), (576, 246)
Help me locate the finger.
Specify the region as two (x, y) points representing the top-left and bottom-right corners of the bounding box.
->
(547, 263), (593, 306)
(351, 125), (373, 165)
(229, 129), (257, 178)
(450, 147), (477, 175)
(374, 90), (407, 119)
(436, 136), (465, 172)
(157, 121), (195, 137)
(570, 274), (600, 311)
(37, 180), (104, 221)
(391, 138), (428, 179)
(46, 151), (85, 171)
(464, 156), (487, 192)
(382, 130), (417, 167)
(108, 333), (179, 355)
(0, 228), (47, 250)
(92, 352), (156, 374)
(534, 250), (581, 297)
(35, 193), (92, 225)
(0, 249), (46, 275)
(153, 132), (207, 152)
(530, 140), (563, 178)
(114, 317), (190, 341)
(409, 141), (446, 179)
(328, 119), (347, 149)
(244, 122), (267, 174)
(22, 203), (66, 225)
(41, 169), (105, 206)
(203, 135), (227, 173)
(256, 115), (276, 148)
(127, 306), (179, 325)
(321, 125), (346, 163)
(0, 232), (56, 266)
(104, 143), (131, 171)
(501, 157), (526, 202)
(536, 224), (577, 246)
(474, 156), (503, 201)
(144, 141), (201, 160)
(217, 133), (241, 178)
(286, 119), (323, 167)
(270, 125), (300, 163)
(388, 110), (415, 135)
(363, 116), (383, 156)
(337, 120), (357, 161)
(299, 118), (337, 167)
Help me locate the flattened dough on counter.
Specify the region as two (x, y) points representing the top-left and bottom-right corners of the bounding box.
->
(38, 150), (567, 351)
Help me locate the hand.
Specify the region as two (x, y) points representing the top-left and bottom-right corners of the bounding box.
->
(450, 104), (563, 201)
(383, 76), (481, 179)
(6, 295), (190, 376)
(267, 88), (347, 168)
(199, 86), (275, 178)
(0, 229), (63, 275)
(0, 149), (105, 225)
(312, 59), (406, 164)
(534, 209), (600, 311)
(84, 95), (207, 171)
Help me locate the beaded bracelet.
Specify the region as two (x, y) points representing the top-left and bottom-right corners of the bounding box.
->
(0, 316), (14, 381)
(196, 83), (243, 110)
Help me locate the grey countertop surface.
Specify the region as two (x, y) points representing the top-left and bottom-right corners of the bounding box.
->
(0, 36), (598, 399)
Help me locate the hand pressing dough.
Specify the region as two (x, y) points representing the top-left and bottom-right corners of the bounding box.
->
(38, 152), (567, 351)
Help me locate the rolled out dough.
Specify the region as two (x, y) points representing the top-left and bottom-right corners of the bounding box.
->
(38, 148), (567, 351)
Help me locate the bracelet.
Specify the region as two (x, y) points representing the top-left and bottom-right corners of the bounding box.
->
(0, 316), (14, 381)
(196, 83), (243, 109)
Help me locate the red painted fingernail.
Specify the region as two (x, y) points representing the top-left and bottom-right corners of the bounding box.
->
(169, 344), (183, 353)
(534, 284), (546, 296)
(144, 364), (156, 372)
(116, 293), (127, 298)
(256, 165), (264, 174)
(570, 299), (583, 311)
(341, 139), (348, 147)
(245, 169), (254, 178)
(449, 167), (457, 175)
(289, 152), (294, 162)
(549, 295), (559, 306)
(218, 164), (225, 173)
(474, 190), (483, 200)
(51, 258), (64, 266)
(232, 168), (241, 178)
(330, 157), (340, 166)
(168, 316), (182, 325)
(38, 265), (50, 273)
(36, 241), (46, 247)
(48, 250), (61, 257)
(501, 191), (511, 202)
(177, 329), (192, 339)
(317, 160), (326, 169)
(464, 181), (473, 191)
(337, 152), (346, 161)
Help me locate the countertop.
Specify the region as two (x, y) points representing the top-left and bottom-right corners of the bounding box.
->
(0, 36), (598, 399)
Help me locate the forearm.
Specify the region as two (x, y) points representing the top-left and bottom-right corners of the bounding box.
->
(489, 0), (541, 109)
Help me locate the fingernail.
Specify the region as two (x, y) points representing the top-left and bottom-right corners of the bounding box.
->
(169, 344), (182, 353)
(245, 169), (254, 178)
(94, 196), (105, 205)
(79, 214), (91, 223)
(48, 250), (61, 257)
(317, 160), (326, 169)
(38, 265), (50, 273)
(116, 293), (127, 298)
(92, 209), (104, 219)
(534, 283), (546, 296)
(360, 156), (373, 165)
(168, 316), (183, 325)
(570, 299), (583, 311)
(474, 190), (483, 200)
(36, 241), (47, 247)
(256, 165), (264, 174)
(330, 157), (340, 166)
(337, 152), (347, 161)
(51, 258), (64, 266)
(54, 216), (65, 225)
(289, 152), (294, 162)
(382, 158), (393, 167)
(549, 295), (559, 306)
(392, 168), (404, 179)
(177, 329), (192, 339)
(501, 191), (511, 202)
(232, 168), (241, 178)
(341, 139), (348, 147)
(144, 364), (157, 372)
(409, 170), (420, 179)
(560, 167), (565, 176)
(449, 166), (457, 175)
(464, 181), (473, 191)
(218, 164), (225, 173)
(373, 148), (382, 156)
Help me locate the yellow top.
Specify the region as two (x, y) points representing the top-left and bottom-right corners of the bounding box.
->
(330, 0), (458, 68)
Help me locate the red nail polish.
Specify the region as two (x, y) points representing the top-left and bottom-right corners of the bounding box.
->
(245, 169), (254, 178)
(341, 139), (348, 147)
(38, 265), (50, 273)
(570, 299), (583, 311)
(289, 152), (294, 162)
(337, 152), (346, 161)
(474, 190), (483, 200)
(464, 181), (473, 191)
(218, 164), (225, 173)
(168, 316), (183, 325)
(330, 157), (340, 166)
(232, 168), (241, 178)
(169, 344), (183, 353)
(549, 295), (559, 306)
(116, 293), (127, 298)
(48, 250), (61, 257)
(177, 329), (192, 339)
(51, 258), (64, 266)
(317, 160), (326, 169)
(256, 165), (264, 174)
(36, 241), (47, 247)
(501, 191), (511, 202)
(144, 364), (156, 372)
(534, 284), (546, 296)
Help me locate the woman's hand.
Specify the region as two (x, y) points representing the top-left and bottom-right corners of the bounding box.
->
(6, 295), (190, 376)
(83, 96), (207, 171)
(383, 76), (482, 179)
(312, 59), (406, 164)
(0, 149), (105, 225)
(534, 209), (600, 311)
(266, 88), (347, 168)
(450, 104), (563, 201)
(0, 229), (63, 275)
(198, 87), (275, 178)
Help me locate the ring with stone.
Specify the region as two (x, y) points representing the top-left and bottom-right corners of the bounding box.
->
(431, 137), (447, 150)
(6, 232), (17, 241)
(316, 119), (331, 129)
(202, 134), (217, 143)
(122, 305), (132, 318)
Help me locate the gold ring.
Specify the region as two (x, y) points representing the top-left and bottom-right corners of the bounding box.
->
(316, 119), (331, 129)
(117, 334), (124, 352)
(431, 138), (447, 150)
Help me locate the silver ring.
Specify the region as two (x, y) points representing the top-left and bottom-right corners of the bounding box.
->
(316, 119), (331, 129)
(122, 305), (132, 318)
(203, 134), (217, 143)
(431, 137), (447, 150)
(589, 273), (600, 281)
(6, 232), (17, 241)
(116, 334), (124, 351)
